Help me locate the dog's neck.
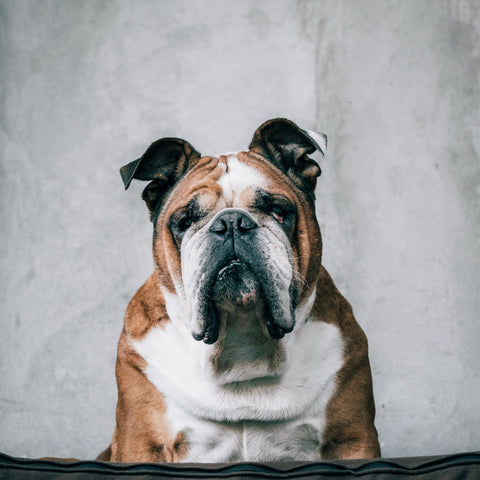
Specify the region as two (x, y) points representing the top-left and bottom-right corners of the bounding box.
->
(159, 286), (286, 384)
(160, 285), (319, 387)
(210, 301), (287, 385)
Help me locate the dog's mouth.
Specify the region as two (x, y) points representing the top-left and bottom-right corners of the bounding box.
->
(212, 259), (260, 310)
(190, 238), (296, 345)
(208, 259), (288, 341)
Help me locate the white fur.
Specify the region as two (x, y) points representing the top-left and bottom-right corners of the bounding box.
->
(132, 297), (344, 461)
(216, 154), (269, 205)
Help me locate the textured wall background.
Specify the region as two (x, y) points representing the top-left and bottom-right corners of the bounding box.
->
(1, 0), (479, 460)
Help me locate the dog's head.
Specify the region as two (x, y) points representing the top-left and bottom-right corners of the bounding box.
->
(121, 119), (326, 345)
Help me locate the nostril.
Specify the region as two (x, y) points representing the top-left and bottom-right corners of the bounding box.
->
(238, 215), (257, 232)
(210, 218), (228, 234)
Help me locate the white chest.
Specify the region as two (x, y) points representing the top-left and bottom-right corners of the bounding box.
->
(132, 316), (344, 462)
(167, 404), (324, 462)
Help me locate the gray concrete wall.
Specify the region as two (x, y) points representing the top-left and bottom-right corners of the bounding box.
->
(1, 0), (479, 460)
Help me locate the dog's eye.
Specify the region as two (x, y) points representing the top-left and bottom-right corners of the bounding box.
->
(253, 190), (296, 232)
(169, 209), (194, 245)
(168, 197), (206, 247)
(271, 206), (286, 224)
(170, 211), (192, 235)
(176, 214), (193, 232)
(253, 190), (296, 228)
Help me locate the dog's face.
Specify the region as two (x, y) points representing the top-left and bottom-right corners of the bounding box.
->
(121, 119), (327, 352)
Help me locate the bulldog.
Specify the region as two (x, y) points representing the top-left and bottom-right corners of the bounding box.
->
(99, 118), (380, 463)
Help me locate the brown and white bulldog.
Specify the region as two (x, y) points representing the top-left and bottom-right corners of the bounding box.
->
(99, 118), (380, 463)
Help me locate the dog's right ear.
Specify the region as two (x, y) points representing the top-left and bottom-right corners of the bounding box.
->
(249, 118), (326, 199)
(120, 138), (201, 219)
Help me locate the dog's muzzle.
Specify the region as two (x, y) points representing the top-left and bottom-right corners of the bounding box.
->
(191, 209), (295, 344)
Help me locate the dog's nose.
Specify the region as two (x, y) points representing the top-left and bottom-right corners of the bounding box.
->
(209, 209), (258, 236)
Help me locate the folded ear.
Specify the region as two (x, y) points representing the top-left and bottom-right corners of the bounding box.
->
(120, 138), (201, 219)
(249, 118), (327, 195)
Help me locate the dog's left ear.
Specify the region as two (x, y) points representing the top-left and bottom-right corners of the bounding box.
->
(249, 118), (327, 195)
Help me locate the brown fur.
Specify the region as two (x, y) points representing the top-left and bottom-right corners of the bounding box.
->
(314, 266), (380, 459)
(107, 283), (188, 462)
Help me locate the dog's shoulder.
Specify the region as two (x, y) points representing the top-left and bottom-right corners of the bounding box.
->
(123, 273), (168, 338)
(314, 266), (369, 355)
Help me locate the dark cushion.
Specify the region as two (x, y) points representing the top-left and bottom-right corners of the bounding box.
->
(0, 451), (479, 479)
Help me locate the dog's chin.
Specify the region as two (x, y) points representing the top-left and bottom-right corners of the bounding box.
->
(191, 256), (294, 344)
(211, 260), (261, 312)
(210, 260), (287, 341)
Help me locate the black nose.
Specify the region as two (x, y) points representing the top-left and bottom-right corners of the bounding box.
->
(209, 209), (258, 236)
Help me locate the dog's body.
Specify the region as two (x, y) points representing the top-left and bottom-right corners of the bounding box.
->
(102, 119), (380, 462)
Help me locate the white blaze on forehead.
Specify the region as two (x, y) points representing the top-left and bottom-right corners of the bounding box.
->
(216, 154), (269, 205)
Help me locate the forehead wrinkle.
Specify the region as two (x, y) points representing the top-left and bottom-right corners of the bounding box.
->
(176, 158), (223, 196)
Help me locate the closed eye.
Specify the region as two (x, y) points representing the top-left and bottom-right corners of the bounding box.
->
(271, 206), (286, 224)
(168, 197), (205, 246)
(173, 212), (193, 232)
(253, 189), (296, 230)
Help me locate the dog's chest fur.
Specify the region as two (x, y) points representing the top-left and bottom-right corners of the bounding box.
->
(164, 405), (327, 462)
(132, 293), (344, 462)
